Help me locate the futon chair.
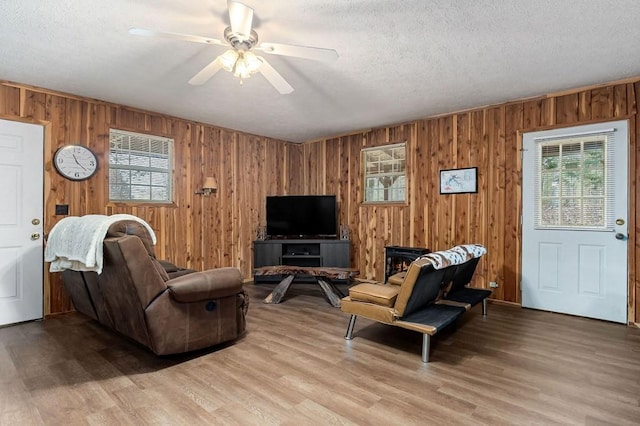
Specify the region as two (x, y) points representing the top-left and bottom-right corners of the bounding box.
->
(60, 220), (249, 355)
(341, 244), (488, 362)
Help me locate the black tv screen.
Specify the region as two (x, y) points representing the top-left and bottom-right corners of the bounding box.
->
(266, 195), (337, 238)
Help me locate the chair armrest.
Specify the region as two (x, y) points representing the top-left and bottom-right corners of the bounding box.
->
(166, 267), (242, 302)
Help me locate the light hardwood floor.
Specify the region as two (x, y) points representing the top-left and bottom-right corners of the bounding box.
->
(2, 283), (640, 425)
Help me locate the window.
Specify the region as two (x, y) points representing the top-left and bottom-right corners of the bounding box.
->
(362, 142), (406, 203)
(534, 132), (614, 229)
(109, 129), (173, 202)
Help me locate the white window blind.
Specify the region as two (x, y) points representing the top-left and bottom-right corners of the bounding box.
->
(532, 128), (616, 230)
(109, 129), (173, 202)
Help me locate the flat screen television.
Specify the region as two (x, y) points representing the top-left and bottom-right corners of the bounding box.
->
(266, 195), (337, 238)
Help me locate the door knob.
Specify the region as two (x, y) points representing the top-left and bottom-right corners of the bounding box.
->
(31, 232), (40, 240)
(615, 233), (627, 240)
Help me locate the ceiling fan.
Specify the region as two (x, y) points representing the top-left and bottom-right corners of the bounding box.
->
(129, 1), (339, 94)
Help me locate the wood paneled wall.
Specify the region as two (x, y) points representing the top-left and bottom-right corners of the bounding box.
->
(299, 80), (640, 324)
(3, 77), (639, 324)
(0, 81), (302, 315)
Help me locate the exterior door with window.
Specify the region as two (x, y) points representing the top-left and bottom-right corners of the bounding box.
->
(521, 120), (628, 323)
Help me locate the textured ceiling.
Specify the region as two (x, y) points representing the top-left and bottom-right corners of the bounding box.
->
(2, 0), (640, 142)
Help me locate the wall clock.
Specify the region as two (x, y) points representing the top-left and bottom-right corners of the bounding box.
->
(53, 144), (98, 181)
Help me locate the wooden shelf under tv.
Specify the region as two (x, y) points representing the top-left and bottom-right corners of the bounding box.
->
(253, 239), (350, 283)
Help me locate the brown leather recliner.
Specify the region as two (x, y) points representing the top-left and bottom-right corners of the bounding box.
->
(61, 220), (249, 355)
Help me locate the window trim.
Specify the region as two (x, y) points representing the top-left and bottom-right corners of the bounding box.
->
(361, 142), (407, 204)
(108, 129), (174, 204)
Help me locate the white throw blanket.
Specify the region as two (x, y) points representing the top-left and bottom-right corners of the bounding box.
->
(44, 214), (156, 274)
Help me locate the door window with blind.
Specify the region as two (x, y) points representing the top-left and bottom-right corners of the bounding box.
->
(109, 129), (174, 202)
(534, 131), (614, 230)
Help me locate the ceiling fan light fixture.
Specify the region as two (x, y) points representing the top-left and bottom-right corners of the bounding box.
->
(232, 51), (263, 79)
(219, 49), (239, 72)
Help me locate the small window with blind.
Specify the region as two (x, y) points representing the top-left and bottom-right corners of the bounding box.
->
(108, 129), (173, 202)
(362, 142), (407, 203)
(535, 132), (612, 230)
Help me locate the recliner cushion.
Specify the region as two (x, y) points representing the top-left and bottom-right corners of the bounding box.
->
(387, 271), (406, 286)
(348, 283), (398, 307)
(341, 297), (397, 324)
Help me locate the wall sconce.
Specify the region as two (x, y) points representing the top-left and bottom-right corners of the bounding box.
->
(195, 176), (218, 196)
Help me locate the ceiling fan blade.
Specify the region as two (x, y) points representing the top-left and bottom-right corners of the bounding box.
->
(257, 42), (339, 62)
(227, 1), (254, 37)
(128, 28), (224, 46)
(257, 57), (294, 94)
(188, 57), (224, 85)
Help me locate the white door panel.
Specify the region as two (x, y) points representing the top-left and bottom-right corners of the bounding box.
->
(522, 120), (628, 324)
(0, 119), (44, 326)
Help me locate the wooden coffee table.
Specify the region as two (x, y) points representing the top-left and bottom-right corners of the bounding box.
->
(254, 265), (359, 307)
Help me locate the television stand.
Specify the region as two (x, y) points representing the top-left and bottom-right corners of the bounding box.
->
(253, 239), (350, 284)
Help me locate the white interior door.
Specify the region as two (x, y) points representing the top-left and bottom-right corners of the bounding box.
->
(0, 119), (44, 326)
(522, 120), (628, 324)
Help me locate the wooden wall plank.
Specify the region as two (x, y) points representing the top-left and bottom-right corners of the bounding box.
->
(614, 84), (628, 118)
(413, 121), (428, 246)
(286, 143), (304, 194)
(628, 83), (637, 116)
(347, 133), (364, 268)
(203, 126), (220, 267)
(578, 91), (592, 121)
(20, 89), (46, 120)
(555, 93), (579, 125)
(191, 124), (205, 269)
(591, 87), (614, 120)
(337, 136), (349, 238)
(523, 100), (541, 129)
(455, 114), (471, 245)
(540, 98), (555, 127)
(438, 116), (455, 249)
(484, 107), (505, 299)
(0, 85), (20, 115)
(504, 103), (524, 302)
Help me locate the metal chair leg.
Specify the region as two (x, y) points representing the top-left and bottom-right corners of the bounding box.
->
(422, 334), (430, 363)
(482, 298), (487, 316)
(345, 315), (357, 340)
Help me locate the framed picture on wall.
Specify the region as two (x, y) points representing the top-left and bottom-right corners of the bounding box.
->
(440, 167), (478, 194)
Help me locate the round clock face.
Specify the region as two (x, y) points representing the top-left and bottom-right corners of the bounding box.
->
(53, 145), (98, 181)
